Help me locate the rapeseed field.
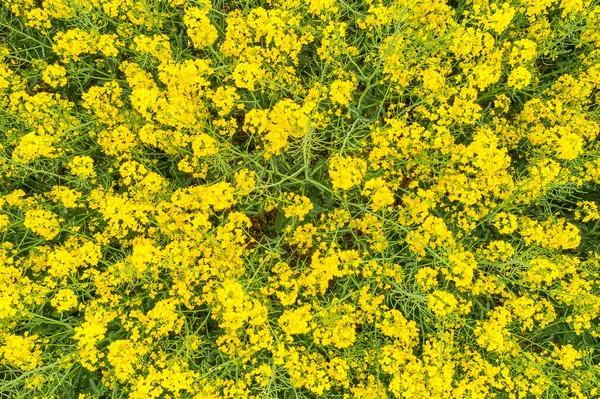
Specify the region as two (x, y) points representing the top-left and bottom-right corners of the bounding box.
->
(1, 0), (600, 398)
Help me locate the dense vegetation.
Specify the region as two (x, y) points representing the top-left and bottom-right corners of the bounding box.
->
(1, 0), (600, 398)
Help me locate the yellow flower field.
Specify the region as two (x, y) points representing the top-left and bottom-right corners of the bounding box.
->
(1, 0), (600, 398)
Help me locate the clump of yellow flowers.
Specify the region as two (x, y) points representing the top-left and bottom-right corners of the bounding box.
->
(1, 0), (600, 398)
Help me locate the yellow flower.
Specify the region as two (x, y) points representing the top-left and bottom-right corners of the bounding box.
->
(184, 6), (218, 49)
(283, 193), (313, 220)
(552, 344), (585, 371)
(232, 62), (262, 91)
(482, 3), (515, 34)
(509, 39), (537, 66)
(107, 340), (147, 383)
(50, 288), (78, 312)
(376, 309), (419, 345)
(278, 304), (313, 337)
(0, 334), (42, 371)
(210, 86), (239, 116)
(555, 132), (584, 160)
(415, 267), (438, 291)
(519, 217), (581, 250)
(67, 156), (96, 179)
(362, 177), (395, 211)
(508, 66), (532, 89)
(427, 290), (458, 317)
(25, 8), (51, 30)
(12, 132), (57, 164)
(49, 186), (81, 208)
(42, 63), (67, 87)
(97, 126), (137, 157)
(191, 133), (219, 158)
(24, 209), (61, 240)
(328, 154), (367, 190)
(329, 79), (355, 106)
(306, 0), (338, 16)
(234, 169), (256, 196)
(52, 28), (121, 62)
(493, 212), (519, 234)
(73, 307), (117, 370)
(133, 34), (173, 63)
(82, 81), (123, 125)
